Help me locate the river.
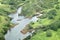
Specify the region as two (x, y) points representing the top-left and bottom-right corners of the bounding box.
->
(5, 7), (40, 40)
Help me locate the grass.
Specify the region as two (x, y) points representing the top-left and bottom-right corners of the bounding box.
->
(40, 18), (53, 25)
(31, 18), (53, 28)
(30, 29), (60, 40)
(31, 22), (40, 28)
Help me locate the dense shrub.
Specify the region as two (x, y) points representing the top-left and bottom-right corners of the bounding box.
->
(22, 0), (25, 1)
(24, 35), (31, 40)
(48, 10), (57, 16)
(49, 21), (60, 31)
(32, 32), (36, 36)
(46, 30), (52, 37)
(55, 5), (60, 9)
(9, 2), (15, 5)
(47, 9), (57, 19)
(0, 33), (5, 40)
(50, 26), (58, 31)
(48, 15), (54, 19)
(42, 26), (49, 31)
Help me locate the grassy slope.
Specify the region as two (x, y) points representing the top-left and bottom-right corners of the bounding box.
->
(30, 29), (60, 40)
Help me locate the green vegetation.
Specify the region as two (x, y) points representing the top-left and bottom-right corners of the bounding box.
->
(21, 0), (58, 17)
(0, 0), (18, 40)
(0, 0), (60, 40)
(30, 29), (60, 40)
(28, 0), (60, 40)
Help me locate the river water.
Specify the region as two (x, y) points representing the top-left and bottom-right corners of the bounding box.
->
(5, 7), (39, 40)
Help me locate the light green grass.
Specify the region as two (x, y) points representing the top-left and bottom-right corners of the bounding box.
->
(31, 29), (60, 40)
(31, 22), (40, 28)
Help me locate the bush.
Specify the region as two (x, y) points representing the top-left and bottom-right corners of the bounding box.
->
(0, 33), (5, 40)
(22, 0), (25, 1)
(49, 20), (60, 31)
(55, 5), (60, 9)
(9, 0), (15, 5)
(46, 30), (52, 37)
(24, 35), (31, 40)
(48, 10), (57, 16)
(32, 32), (36, 36)
(50, 25), (58, 31)
(51, 10), (57, 16)
(47, 9), (57, 19)
(48, 15), (54, 19)
(42, 26), (49, 31)
(30, 22), (34, 25)
(29, 26), (33, 29)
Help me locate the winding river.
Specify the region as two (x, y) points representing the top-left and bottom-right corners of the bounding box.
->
(5, 7), (39, 40)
